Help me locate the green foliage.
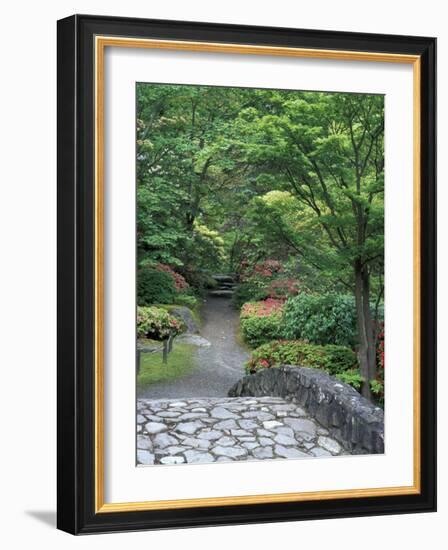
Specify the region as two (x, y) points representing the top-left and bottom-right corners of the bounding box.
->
(174, 293), (199, 308)
(232, 281), (269, 308)
(181, 222), (227, 287)
(156, 303), (201, 327)
(370, 379), (384, 406)
(240, 314), (283, 348)
(245, 340), (357, 376)
(136, 306), (184, 340)
(137, 179), (189, 268)
(239, 300), (285, 348)
(136, 82), (385, 397)
(137, 269), (177, 305)
(203, 275), (218, 289)
(240, 302), (282, 348)
(136, 83), (245, 281)
(137, 343), (196, 386)
(335, 369), (364, 391)
(283, 293), (357, 346)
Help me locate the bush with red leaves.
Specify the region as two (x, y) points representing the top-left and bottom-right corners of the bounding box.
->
(155, 263), (189, 292)
(241, 298), (285, 318)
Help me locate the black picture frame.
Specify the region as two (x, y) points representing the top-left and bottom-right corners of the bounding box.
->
(57, 14), (436, 534)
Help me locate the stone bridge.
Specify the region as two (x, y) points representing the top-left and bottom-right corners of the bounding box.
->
(137, 366), (384, 466)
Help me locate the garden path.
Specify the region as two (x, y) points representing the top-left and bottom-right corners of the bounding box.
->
(136, 396), (348, 465)
(137, 296), (249, 399)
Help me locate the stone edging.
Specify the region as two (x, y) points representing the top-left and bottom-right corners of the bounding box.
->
(228, 366), (384, 454)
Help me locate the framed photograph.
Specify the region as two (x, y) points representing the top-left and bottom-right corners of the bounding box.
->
(57, 14), (436, 534)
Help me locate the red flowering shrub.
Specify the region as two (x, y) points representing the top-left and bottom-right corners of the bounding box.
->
(155, 263), (189, 292)
(371, 322), (385, 404)
(241, 298), (285, 318)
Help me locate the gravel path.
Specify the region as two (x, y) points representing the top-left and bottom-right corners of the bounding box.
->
(136, 396), (348, 465)
(137, 296), (249, 399)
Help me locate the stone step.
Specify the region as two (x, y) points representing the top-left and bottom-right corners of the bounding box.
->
(218, 282), (236, 289)
(208, 290), (234, 297)
(211, 274), (236, 283)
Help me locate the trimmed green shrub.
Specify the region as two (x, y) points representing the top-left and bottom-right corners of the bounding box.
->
(137, 269), (177, 305)
(240, 315), (283, 348)
(245, 340), (357, 376)
(137, 306), (185, 340)
(240, 300), (285, 348)
(283, 293), (357, 346)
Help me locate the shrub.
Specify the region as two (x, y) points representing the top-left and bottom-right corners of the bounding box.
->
(241, 299), (285, 318)
(370, 379), (384, 404)
(234, 260), (302, 307)
(137, 269), (177, 305)
(245, 339), (357, 377)
(372, 321), (385, 405)
(335, 369), (363, 391)
(203, 275), (218, 289)
(240, 299), (285, 348)
(155, 263), (189, 292)
(174, 293), (198, 308)
(232, 281), (269, 308)
(240, 315), (283, 348)
(137, 306), (184, 340)
(283, 293), (357, 346)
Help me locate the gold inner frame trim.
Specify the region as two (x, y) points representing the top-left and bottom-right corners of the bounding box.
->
(94, 35), (421, 514)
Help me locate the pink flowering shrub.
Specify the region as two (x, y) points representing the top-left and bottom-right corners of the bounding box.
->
(137, 306), (184, 340)
(155, 263), (189, 292)
(241, 298), (285, 318)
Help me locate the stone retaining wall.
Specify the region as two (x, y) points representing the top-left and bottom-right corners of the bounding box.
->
(229, 366), (384, 454)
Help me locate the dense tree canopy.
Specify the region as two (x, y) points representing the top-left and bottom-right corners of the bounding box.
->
(136, 83), (384, 399)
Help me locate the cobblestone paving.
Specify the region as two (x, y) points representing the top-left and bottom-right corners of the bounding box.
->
(137, 396), (349, 465)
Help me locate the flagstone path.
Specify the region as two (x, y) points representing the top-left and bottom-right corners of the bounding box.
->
(136, 395), (349, 465)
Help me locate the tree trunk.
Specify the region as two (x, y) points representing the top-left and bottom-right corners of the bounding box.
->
(136, 348), (141, 376)
(362, 270), (377, 382)
(162, 340), (168, 364)
(354, 261), (377, 401)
